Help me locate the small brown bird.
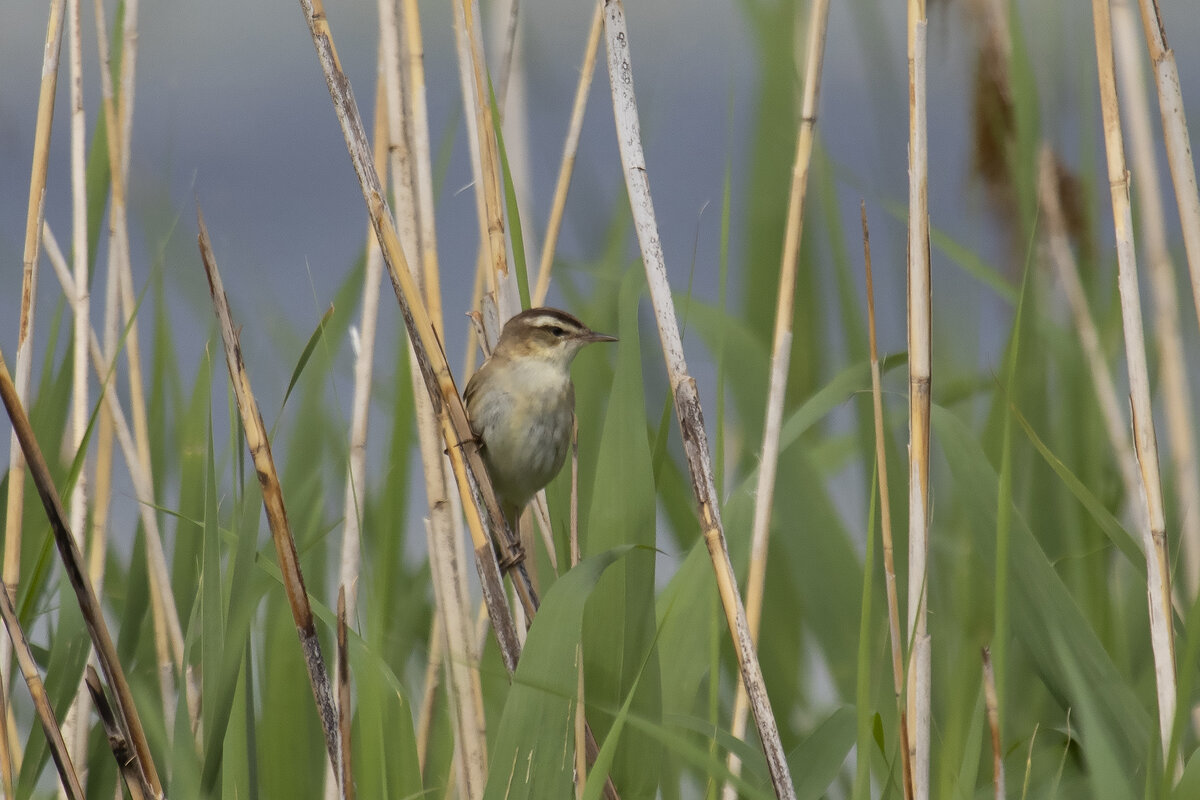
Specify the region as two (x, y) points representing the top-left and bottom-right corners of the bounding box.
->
(464, 307), (617, 525)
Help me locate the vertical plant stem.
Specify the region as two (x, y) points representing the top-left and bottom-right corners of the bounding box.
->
(532, 0), (603, 307)
(602, 2), (795, 796)
(723, 2), (829, 797)
(1091, 0), (1177, 762)
(904, 1), (932, 797)
(62, 0), (93, 780)
(398, 0), (444, 330)
(1134, 0), (1200, 359)
(1114, 0), (1200, 600)
(863, 204), (914, 800)
(2, 1), (66, 766)
(1035, 150), (1143, 514)
(453, 0), (518, 317)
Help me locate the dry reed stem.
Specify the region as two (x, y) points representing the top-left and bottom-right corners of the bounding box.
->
(0, 349), (162, 796)
(492, 0), (521, 108)
(390, 8), (491, 779)
(61, 0), (94, 778)
(197, 210), (341, 769)
(0, 688), (11, 800)
(415, 612), (444, 773)
(337, 588), (354, 800)
(399, 0), (444, 330)
(83, 667), (150, 800)
(533, 0), (604, 307)
(982, 648), (1005, 799)
(425, 512), (487, 800)
(1134, 0), (1200, 357)
(602, 2), (795, 796)
(905, 2), (932, 797)
(1091, 0), (1177, 760)
(91, 0), (187, 734)
(863, 204), (915, 800)
(454, 0), (518, 318)
(723, 2), (829, 796)
(0, 577), (85, 799)
(1114, 0), (1200, 600)
(391, 0), (490, 779)
(297, 0), (527, 672)
(2, 3), (66, 763)
(323, 69), (389, 800)
(1035, 151), (1144, 516)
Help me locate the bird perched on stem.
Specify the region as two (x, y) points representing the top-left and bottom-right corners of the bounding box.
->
(465, 307), (617, 527)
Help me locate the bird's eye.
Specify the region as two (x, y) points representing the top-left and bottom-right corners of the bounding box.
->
(548, 326), (565, 337)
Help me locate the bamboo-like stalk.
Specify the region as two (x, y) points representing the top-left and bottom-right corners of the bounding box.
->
(324, 65), (389, 800)
(454, 0), (519, 318)
(337, 588), (354, 800)
(723, 3), (829, 797)
(0, 577), (85, 799)
(2, 3), (66, 766)
(197, 210), (341, 769)
(91, 0), (186, 734)
(904, 1), (932, 797)
(532, 0), (603, 307)
(1090, 0), (1177, 761)
(1035, 151), (1144, 516)
(297, 0), (526, 671)
(982, 648), (1005, 799)
(83, 667), (151, 800)
(415, 612), (443, 774)
(1134, 0), (1200, 357)
(863, 205), (914, 800)
(61, 0), (93, 781)
(398, 0), (444, 331)
(1114, 0), (1200, 600)
(602, 2), (794, 797)
(0, 349), (163, 796)
(389, 1), (490, 784)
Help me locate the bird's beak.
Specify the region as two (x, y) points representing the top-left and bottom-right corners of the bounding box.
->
(583, 331), (618, 344)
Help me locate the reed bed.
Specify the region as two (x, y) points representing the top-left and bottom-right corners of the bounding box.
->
(2, 0), (1200, 798)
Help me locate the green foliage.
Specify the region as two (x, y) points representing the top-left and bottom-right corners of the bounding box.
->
(8, 1), (1200, 797)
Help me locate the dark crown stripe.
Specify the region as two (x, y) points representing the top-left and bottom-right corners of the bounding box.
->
(511, 307), (586, 331)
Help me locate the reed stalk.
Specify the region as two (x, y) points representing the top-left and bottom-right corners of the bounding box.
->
(1113, 0), (1200, 600)
(1133, 0), (1200, 355)
(863, 204), (914, 800)
(532, 1), (603, 307)
(60, 0), (93, 782)
(723, 2), (829, 797)
(1090, 0), (1177, 762)
(904, 1), (932, 797)
(602, 1), (794, 796)
(2, 3), (66, 772)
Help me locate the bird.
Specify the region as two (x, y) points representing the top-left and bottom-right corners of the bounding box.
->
(464, 307), (617, 527)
